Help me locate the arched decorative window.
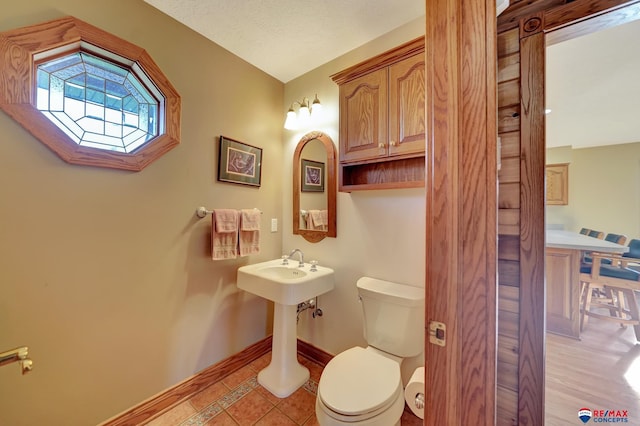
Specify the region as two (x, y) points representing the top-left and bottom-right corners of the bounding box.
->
(0, 16), (181, 171)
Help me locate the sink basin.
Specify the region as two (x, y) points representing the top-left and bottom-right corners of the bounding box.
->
(237, 258), (335, 397)
(237, 258), (334, 305)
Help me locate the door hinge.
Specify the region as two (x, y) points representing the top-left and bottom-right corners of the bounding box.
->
(429, 321), (446, 347)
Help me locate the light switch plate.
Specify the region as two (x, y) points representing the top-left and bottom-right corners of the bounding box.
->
(271, 218), (278, 232)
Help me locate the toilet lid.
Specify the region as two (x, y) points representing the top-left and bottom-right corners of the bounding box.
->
(318, 347), (401, 416)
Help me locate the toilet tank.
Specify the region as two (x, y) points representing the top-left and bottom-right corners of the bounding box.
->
(357, 277), (425, 357)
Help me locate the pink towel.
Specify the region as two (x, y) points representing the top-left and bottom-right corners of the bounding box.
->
(239, 209), (260, 256)
(308, 209), (326, 231)
(320, 210), (328, 230)
(211, 209), (239, 260)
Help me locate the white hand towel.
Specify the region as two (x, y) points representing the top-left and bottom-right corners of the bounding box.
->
(211, 209), (239, 260)
(239, 209), (260, 256)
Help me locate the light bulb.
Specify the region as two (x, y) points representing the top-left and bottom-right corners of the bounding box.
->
(284, 106), (297, 130)
(298, 105), (310, 120)
(311, 95), (323, 119)
(298, 99), (311, 127)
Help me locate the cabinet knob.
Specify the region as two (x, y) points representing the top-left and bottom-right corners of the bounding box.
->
(390, 141), (398, 147)
(378, 143), (386, 148)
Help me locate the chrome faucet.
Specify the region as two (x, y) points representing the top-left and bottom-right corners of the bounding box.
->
(287, 248), (305, 267)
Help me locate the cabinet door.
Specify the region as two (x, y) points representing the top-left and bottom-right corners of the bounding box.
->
(339, 68), (388, 163)
(546, 163), (568, 205)
(546, 247), (581, 339)
(388, 53), (425, 157)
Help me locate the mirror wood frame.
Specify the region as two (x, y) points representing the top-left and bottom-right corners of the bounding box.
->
(293, 131), (337, 243)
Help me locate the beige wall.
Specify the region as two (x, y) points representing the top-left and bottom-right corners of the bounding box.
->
(547, 142), (640, 239)
(1, 4), (427, 423)
(282, 18), (427, 384)
(0, 1), (283, 424)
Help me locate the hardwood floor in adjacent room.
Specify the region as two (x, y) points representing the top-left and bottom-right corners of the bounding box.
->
(545, 317), (640, 425)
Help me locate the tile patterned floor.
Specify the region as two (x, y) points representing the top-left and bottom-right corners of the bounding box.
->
(145, 352), (423, 426)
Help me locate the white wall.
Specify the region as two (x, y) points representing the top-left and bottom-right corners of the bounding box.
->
(282, 18), (426, 383)
(547, 142), (640, 239)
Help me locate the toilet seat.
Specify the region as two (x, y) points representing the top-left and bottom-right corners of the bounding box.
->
(318, 347), (401, 421)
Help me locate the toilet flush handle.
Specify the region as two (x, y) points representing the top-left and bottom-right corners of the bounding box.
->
(414, 393), (425, 410)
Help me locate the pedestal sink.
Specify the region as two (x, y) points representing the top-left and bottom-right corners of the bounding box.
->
(237, 258), (334, 397)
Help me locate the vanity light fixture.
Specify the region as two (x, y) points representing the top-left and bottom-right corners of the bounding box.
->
(284, 94), (322, 130)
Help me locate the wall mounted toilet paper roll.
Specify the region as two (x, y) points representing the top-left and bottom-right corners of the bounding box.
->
(404, 366), (425, 419)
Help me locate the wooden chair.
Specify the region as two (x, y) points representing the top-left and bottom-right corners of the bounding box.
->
(605, 233), (627, 245)
(620, 239), (640, 267)
(583, 233), (627, 265)
(587, 229), (605, 239)
(579, 240), (640, 341)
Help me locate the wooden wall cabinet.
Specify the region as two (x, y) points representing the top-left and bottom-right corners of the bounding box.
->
(331, 37), (425, 192)
(546, 163), (569, 205)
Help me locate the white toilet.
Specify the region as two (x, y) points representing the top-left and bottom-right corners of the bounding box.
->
(315, 277), (425, 426)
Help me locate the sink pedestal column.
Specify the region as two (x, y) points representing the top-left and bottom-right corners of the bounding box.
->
(258, 303), (309, 398)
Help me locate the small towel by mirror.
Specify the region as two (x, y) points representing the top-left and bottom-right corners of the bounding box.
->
(307, 209), (328, 231)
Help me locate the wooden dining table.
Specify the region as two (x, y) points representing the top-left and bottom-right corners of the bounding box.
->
(545, 230), (629, 339)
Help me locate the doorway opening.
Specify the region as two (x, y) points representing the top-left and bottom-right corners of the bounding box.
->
(543, 16), (640, 425)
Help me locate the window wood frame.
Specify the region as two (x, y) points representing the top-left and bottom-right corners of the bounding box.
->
(0, 16), (181, 171)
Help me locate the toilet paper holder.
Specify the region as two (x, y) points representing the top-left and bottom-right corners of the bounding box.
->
(414, 392), (425, 409)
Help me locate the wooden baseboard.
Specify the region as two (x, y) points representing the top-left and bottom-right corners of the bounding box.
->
(297, 338), (334, 366)
(99, 337), (335, 426)
(100, 336), (272, 426)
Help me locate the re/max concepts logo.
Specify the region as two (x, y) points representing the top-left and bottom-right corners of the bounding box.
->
(578, 408), (629, 423)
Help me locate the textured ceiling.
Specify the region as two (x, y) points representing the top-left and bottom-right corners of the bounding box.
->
(143, 0), (425, 83)
(143, 1), (639, 149)
(547, 18), (640, 149)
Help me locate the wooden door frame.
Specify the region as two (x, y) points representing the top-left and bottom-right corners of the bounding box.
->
(515, 0), (640, 424)
(426, 0), (640, 424)
(425, 0), (497, 424)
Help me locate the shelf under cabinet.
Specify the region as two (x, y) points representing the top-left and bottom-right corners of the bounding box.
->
(339, 155), (426, 192)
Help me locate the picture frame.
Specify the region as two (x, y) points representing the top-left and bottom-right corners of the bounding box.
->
(218, 136), (262, 187)
(301, 158), (325, 192)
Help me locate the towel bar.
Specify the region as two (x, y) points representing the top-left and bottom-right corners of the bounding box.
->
(196, 206), (262, 218)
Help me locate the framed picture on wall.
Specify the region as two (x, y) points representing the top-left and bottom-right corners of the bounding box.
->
(301, 159), (324, 192)
(218, 136), (262, 187)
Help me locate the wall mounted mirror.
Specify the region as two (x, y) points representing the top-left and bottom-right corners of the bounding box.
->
(293, 131), (337, 243)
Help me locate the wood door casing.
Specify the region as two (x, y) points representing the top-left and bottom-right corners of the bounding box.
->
(425, 0), (497, 424)
(497, 26), (523, 426)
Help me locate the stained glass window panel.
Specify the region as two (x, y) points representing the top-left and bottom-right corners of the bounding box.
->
(105, 122), (122, 138)
(104, 108), (122, 125)
(49, 76), (64, 111)
(35, 49), (162, 154)
(51, 111), (84, 139)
